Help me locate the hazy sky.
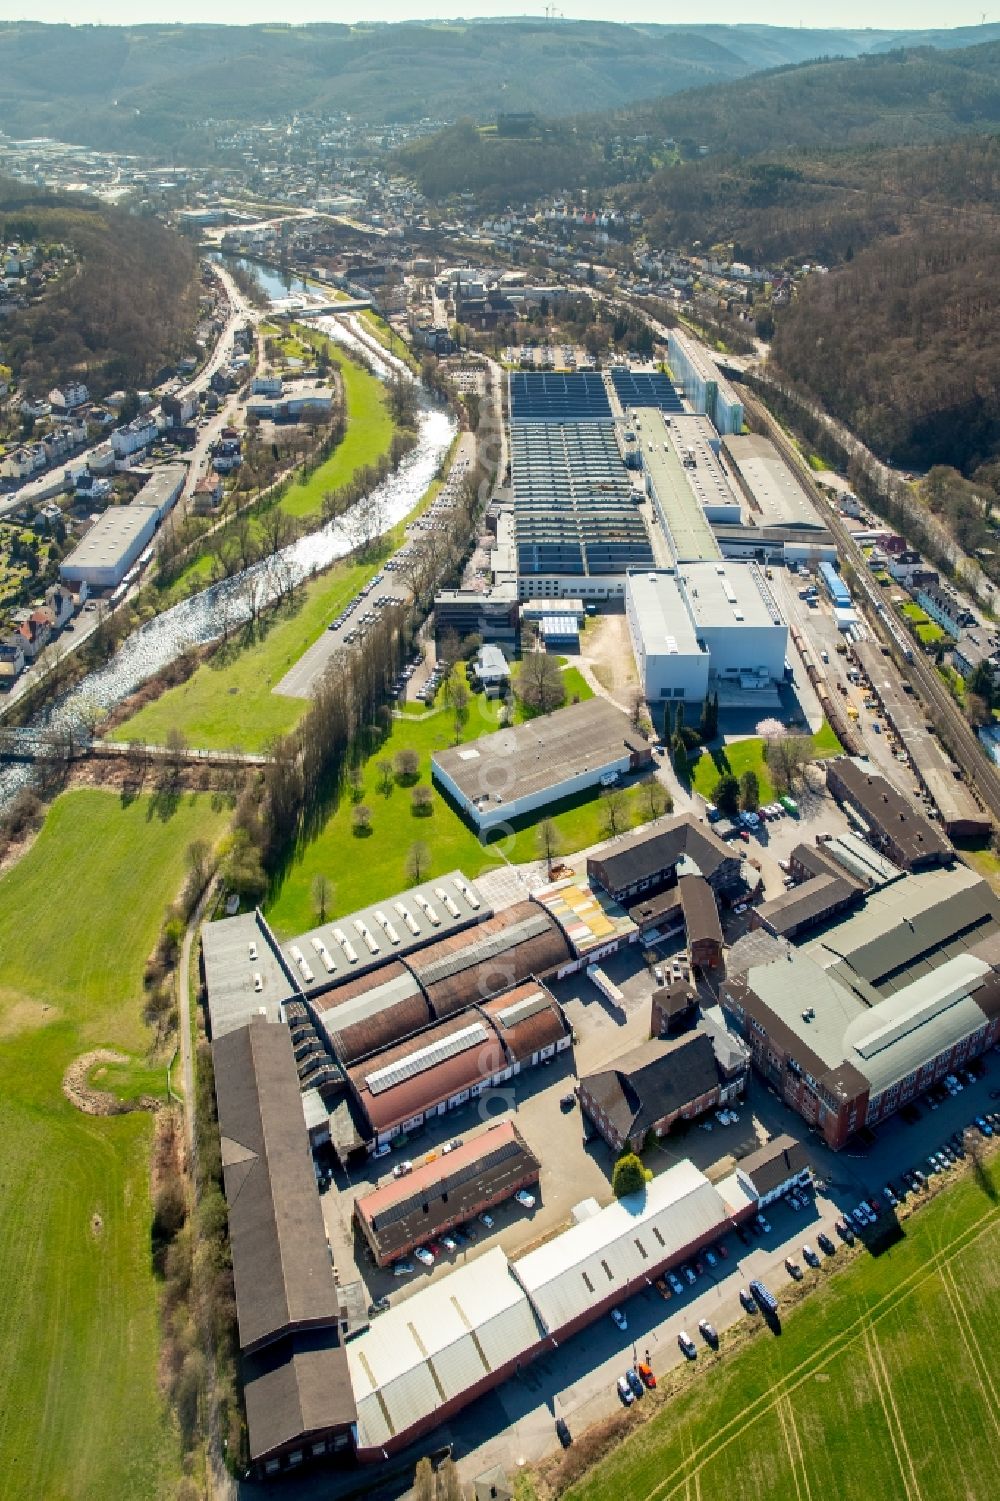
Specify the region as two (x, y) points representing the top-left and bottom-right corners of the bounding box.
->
(0, 3), (987, 31)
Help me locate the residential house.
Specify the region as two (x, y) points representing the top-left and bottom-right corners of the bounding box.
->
(48, 382), (89, 413)
(914, 583), (975, 641)
(0, 637), (26, 680)
(578, 1032), (732, 1154)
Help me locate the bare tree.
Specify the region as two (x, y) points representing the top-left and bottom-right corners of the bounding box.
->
(406, 840), (431, 884)
(352, 803), (373, 835)
(643, 779), (669, 822)
(395, 747), (420, 783)
(601, 784), (629, 838)
(517, 651), (565, 716)
(376, 757), (394, 796)
(764, 735), (814, 794)
(411, 784), (433, 816)
(537, 818), (561, 876)
(311, 872), (333, 924)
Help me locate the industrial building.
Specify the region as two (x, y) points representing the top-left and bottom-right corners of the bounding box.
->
(611, 366), (684, 414)
(721, 433), (825, 534)
(133, 462), (186, 520)
(667, 328), (744, 435)
(432, 698), (651, 831)
(59, 503), (159, 589)
(511, 416), (654, 599)
(201, 910), (295, 1038)
(625, 563), (788, 702)
(652, 411), (743, 524)
(636, 409), (721, 564)
(348, 1249), (548, 1458)
(578, 1031), (736, 1153)
(722, 867), (1000, 1148)
(212, 1018), (357, 1477)
(510, 1161), (753, 1338)
(826, 759), (953, 870)
(353, 1121), (540, 1266)
(588, 813), (741, 905)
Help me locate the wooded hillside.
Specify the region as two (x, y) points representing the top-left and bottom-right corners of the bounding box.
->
(0, 183), (200, 398)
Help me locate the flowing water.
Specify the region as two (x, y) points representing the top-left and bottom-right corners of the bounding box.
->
(0, 307), (456, 807)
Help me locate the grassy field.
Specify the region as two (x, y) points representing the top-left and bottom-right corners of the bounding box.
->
(691, 722), (841, 804)
(278, 340), (395, 520)
(265, 683), (656, 936)
(0, 788), (229, 1501)
(564, 1156), (1000, 1501)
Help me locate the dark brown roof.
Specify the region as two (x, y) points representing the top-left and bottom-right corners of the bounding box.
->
(354, 1121), (539, 1259)
(407, 900), (572, 1017)
(678, 873), (723, 947)
(478, 979), (568, 1061)
(791, 841), (864, 887)
(653, 978), (698, 1017)
(312, 961), (432, 1063)
(213, 1019), (342, 1355)
(589, 814), (736, 895)
(827, 760), (952, 868)
(737, 1133), (812, 1197)
(756, 873), (861, 937)
(972, 969), (1000, 1021)
(349, 1010), (506, 1134)
(580, 1032), (720, 1142)
(628, 888), (684, 927)
(242, 1330), (357, 1463)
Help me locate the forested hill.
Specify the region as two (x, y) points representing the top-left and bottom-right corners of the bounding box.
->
(397, 39), (1000, 204)
(630, 134), (1000, 268)
(0, 182), (199, 399)
(2, 19), (1000, 153)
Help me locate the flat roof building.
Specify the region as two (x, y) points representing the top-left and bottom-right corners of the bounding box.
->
(432, 698), (652, 832)
(354, 1121), (540, 1265)
(201, 910), (294, 1039)
(636, 409), (721, 564)
(667, 328), (743, 435)
(135, 462), (186, 520)
(661, 413), (742, 523)
(626, 562), (787, 702)
(721, 433), (825, 532)
(59, 503), (158, 589)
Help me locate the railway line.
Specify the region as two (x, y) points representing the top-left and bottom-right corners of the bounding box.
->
(743, 391), (1000, 829)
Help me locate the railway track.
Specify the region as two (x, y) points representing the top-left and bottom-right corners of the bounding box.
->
(743, 392), (1000, 828)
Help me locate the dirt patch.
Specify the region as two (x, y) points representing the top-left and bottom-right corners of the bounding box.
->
(0, 993), (59, 1039)
(90, 1212), (104, 1238)
(62, 1048), (162, 1117)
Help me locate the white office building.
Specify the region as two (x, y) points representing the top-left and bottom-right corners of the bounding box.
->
(626, 569), (709, 703)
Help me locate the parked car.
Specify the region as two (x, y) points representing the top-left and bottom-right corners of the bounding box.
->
(698, 1319), (719, 1348)
(835, 1219), (855, 1244)
(560, 1092), (576, 1110)
(637, 1362), (656, 1388)
(681, 1264), (697, 1285)
(373, 1142), (391, 1159)
(392, 1160), (414, 1179)
(654, 1277), (672, 1300)
(785, 1256), (803, 1280)
(555, 1417), (573, 1448)
(626, 1368), (645, 1399)
(667, 1272), (685, 1295)
(704, 1249), (718, 1268)
(367, 1297), (390, 1317)
(414, 1246), (436, 1267)
(515, 1189), (537, 1209)
(802, 1244), (820, 1268)
(440, 1234), (458, 1253)
(617, 1376), (635, 1406)
(739, 1287), (757, 1313)
(678, 1330), (698, 1359)
(611, 1307), (628, 1332)
(393, 1261), (415, 1277)
(756, 1214), (772, 1234)
(817, 1232), (836, 1256)
(479, 1212), (495, 1229)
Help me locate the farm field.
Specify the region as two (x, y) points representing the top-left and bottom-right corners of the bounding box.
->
(264, 680), (660, 936)
(563, 1156), (1000, 1501)
(0, 788), (229, 1501)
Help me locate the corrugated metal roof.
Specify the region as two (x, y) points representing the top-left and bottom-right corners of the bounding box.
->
(347, 1249), (543, 1450)
(510, 1162), (729, 1334)
(845, 953), (994, 1096)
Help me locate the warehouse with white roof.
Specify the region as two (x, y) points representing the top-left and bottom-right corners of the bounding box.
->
(509, 1160), (745, 1337)
(348, 1248), (547, 1457)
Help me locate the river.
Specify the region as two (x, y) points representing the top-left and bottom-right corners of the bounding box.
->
(0, 306), (456, 807)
